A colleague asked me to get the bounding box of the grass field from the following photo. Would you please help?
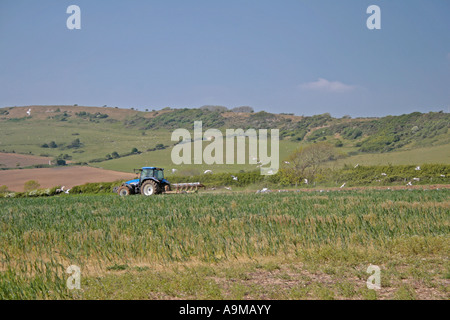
[1,189,448,300]
[1,107,449,175]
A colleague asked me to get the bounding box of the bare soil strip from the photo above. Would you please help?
[0,166,135,191]
[0,152,52,168]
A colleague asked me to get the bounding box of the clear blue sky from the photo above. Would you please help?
[0,0,449,117]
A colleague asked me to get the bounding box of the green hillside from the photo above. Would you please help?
[0,105,448,174]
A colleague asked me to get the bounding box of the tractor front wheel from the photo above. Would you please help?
[141,180,159,196]
[118,186,131,196]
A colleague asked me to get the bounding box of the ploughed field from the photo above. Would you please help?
[0,166,135,192]
[0,189,448,300]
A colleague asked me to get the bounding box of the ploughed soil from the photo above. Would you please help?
[0,152,53,168]
[0,166,136,191]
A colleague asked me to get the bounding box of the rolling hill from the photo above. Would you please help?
[0,105,449,175]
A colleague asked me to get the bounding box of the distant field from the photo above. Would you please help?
[0,166,134,191]
[1,106,449,175]
[0,189,448,299]
[333,144,450,168]
[0,118,172,164]
[0,152,52,168]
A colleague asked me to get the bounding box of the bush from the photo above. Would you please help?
[24,180,40,191]
[48,141,58,148]
[67,138,82,149]
[111,152,120,159]
[70,181,125,194]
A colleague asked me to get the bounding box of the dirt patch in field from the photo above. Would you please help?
[0,152,53,168]
[0,166,136,191]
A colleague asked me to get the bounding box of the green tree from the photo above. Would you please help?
[283,142,335,182]
[48,141,58,148]
[68,138,82,149]
[111,151,120,159]
[24,180,40,191]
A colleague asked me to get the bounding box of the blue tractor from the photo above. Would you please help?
[117,167,171,196]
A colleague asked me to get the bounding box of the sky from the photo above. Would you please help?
[0,0,449,117]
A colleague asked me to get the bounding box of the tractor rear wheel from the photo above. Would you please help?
[141,180,159,196]
[118,186,131,196]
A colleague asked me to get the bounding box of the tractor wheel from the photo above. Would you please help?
[117,186,131,196]
[141,180,159,196]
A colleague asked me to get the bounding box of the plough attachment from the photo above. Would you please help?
[168,182,205,193]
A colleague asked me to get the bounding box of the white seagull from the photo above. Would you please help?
[204,170,212,174]
[231,175,238,181]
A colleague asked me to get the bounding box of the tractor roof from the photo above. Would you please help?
[142,167,163,170]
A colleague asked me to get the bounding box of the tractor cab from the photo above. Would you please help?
[138,167,165,183]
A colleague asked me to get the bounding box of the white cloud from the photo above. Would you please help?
[299,78,356,93]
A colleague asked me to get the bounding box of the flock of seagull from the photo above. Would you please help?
[170,162,442,192]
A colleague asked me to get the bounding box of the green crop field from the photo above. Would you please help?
[1,189,448,300]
